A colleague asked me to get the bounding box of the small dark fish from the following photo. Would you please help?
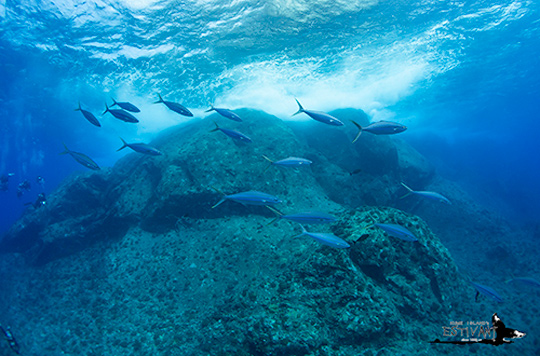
[111,98,140,112]
[154,94,193,117]
[400,182,451,204]
[351,120,407,143]
[505,277,540,288]
[210,122,252,143]
[206,105,242,122]
[295,224,350,249]
[349,168,362,175]
[293,99,344,126]
[267,206,336,225]
[262,155,312,172]
[60,143,100,170]
[471,282,503,303]
[212,187,281,208]
[103,104,139,123]
[117,138,162,156]
[75,102,101,127]
[374,223,418,242]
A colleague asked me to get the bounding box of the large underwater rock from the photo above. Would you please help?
[289,109,435,208]
[0,109,531,355]
[0,109,435,265]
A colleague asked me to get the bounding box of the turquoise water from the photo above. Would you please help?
[0,1,539,355]
[1,1,539,230]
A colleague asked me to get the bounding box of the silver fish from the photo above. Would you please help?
[154,94,193,117]
[262,155,312,172]
[111,98,140,113]
[117,138,162,156]
[75,102,101,127]
[295,225,350,249]
[471,282,503,303]
[60,143,100,170]
[103,104,139,123]
[210,122,252,143]
[351,120,406,143]
[374,223,418,242]
[206,105,242,122]
[505,277,540,288]
[293,99,344,126]
[212,187,281,208]
[401,182,451,204]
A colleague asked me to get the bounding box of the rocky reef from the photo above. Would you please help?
[0,109,535,355]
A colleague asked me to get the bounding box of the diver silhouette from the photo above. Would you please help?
[16,180,31,198]
[24,193,47,209]
[0,325,21,355]
[430,313,526,346]
[0,173,14,192]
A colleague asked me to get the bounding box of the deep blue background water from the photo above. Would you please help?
[1,0,539,234]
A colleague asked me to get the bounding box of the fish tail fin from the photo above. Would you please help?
[205,103,215,113]
[266,205,283,217]
[262,155,274,173]
[293,98,304,116]
[210,186,227,208]
[59,142,70,155]
[154,93,164,104]
[265,205,284,226]
[504,274,515,284]
[209,121,220,132]
[211,198,226,209]
[102,104,109,115]
[111,97,117,107]
[211,185,226,196]
[266,218,279,226]
[292,224,308,239]
[351,120,363,143]
[399,182,414,199]
[117,138,128,151]
[75,101,81,111]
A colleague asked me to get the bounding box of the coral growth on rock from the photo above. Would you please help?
[0,109,532,355]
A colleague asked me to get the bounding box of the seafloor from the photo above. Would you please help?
[0,109,537,356]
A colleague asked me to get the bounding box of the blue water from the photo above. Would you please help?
[1,2,540,354]
[2,1,539,232]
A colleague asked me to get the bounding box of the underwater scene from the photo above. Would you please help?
[1,1,540,355]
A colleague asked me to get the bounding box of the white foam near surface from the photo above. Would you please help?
[0,0,6,18]
[214,53,430,121]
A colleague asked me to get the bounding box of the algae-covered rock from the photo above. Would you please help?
[0,110,342,264]
[289,109,435,209]
[0,205,475,356]
[0,108,531,356]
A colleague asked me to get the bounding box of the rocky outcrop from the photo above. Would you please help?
[0,109,533,355]
[0,203,473,356]
[0,109,440,265]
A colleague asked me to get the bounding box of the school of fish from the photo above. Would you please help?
[68,95,523,302]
